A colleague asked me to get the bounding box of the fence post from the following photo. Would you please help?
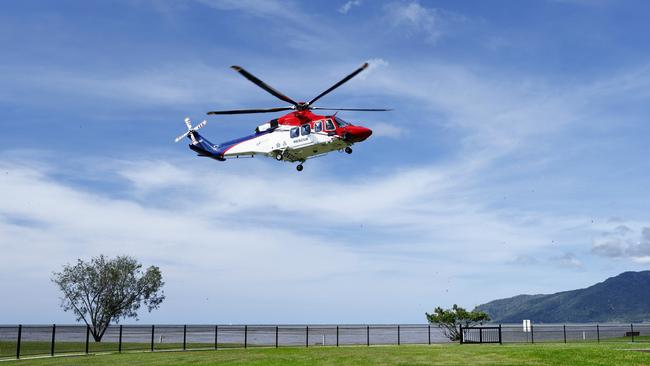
[499,324,502,345]
[530,323,534,344]
[336,326,339,347]
[118,325,123,353]
[397,325,401,346]
[479,328,483,343]
[244,325,248,348]
[428,324,431,345]
[150,325,155,352]
[597,324,600,343]
[306,326,309,348]
[182,325,187,350]
[215,325,218,350]
[275,326,278,348]
[563,325,566,343]
[16,324,22,360]
[459,324,463,344]
[51,324,56,356]
[85,325,90,354]
[631,324,635,342]
[367,325,370,346]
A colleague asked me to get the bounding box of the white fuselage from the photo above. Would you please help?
[221,124,348,162]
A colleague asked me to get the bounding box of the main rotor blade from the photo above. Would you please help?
[307,62,369,106]
[231,66,299,106]
[310,107,392,112]
[207,107,293,115]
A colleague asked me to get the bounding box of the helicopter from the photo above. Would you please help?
[175,62,390,171]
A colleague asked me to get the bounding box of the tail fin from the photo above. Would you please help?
[175,117,207,144]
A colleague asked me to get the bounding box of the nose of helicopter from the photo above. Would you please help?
[346,125,373,141]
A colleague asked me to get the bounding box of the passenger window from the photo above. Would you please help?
[290,127,299,138]
[314,121,322,133]
[301,124,311,136]
[325,119,335,130]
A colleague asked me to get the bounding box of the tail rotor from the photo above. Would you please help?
[175,117,207,144]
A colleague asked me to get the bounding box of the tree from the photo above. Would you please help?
[426,304,490,341]
[52,255,165,342]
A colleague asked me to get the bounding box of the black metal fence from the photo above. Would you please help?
[1,323,649,360]
[0,324,443,359]
[460,325,502,344]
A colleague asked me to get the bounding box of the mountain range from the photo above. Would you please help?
[475,271,650,323]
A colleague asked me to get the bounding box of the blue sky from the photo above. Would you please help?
[1,0,650,324]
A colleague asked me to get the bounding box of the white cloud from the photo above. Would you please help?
[592,225,650,262]
[384,1,443,43]
[509,254,539,266]
[196,0,298,21]
[339,0,362,14]
[0,151,602,322]
[550,252,583,269]
[365,122,405,138]
[357,58,389,81]
[0,62,251,109]
[0,159,374,322]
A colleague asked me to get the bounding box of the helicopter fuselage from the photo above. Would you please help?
[187,111,372,164]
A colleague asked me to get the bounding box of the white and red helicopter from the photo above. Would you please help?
[175,62,390,171]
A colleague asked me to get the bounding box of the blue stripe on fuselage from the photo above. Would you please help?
[213,130,272,155]
[188,129,273,158]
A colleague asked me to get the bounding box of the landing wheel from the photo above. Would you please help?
[296,164,304,172]
[345,146,353,154]
[275,153,283,161]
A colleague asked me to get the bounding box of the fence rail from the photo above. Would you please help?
[1,323,649,360]
[460,325,502,344]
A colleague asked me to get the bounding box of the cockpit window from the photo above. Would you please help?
[335,116,351,127]
[290,127,299,138]
[300,124,311,136]
[325,119,335,130]
[314,121,322,133]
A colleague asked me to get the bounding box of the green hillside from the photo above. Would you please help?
[476,271,650,323]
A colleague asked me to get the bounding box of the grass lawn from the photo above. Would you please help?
[0,341,244,359]
[1,343,649,366]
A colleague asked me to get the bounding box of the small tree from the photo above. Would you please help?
[426,304,490,341]
[52,255,165,342]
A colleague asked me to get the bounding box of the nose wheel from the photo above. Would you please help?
[345,146,353,154]
[296,164,304,172]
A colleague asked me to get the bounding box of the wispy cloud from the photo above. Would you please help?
[383,1,445,44]
[550,252,583,269]
[0,63,260,110]
[365,122,405,138]
[592,225,650,263]
[339,0,362,14]
[196,0,299,21]
[0,151,602,322]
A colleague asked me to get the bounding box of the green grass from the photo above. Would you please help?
[0,341,245,359]
[606,335,650,342]
[2,343,650,365]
